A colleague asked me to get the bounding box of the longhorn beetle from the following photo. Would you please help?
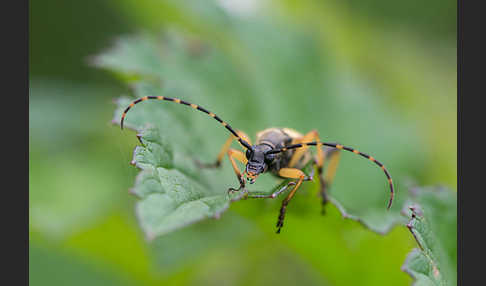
[121,96,394,233]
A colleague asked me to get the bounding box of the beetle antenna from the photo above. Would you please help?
[266,141,394,209]
[120,96,252,150]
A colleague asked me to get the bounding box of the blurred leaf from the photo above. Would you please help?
[63,213,156,284]
[29,151,125,238]
[30,242,141,286]
[402,186,457,285]
[29,0,133,82]
[29,80,138,239]
[178,235,330,286]
[149,211,260,275]
[29,79,124,148]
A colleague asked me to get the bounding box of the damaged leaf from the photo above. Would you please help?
[402,186,457,285]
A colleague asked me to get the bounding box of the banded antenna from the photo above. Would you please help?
[266,141,395,209]
[120,96,253,150]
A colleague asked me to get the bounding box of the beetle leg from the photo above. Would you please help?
[247,167,314,199]
[226,148,248,195]
[287,130,341,212]
[195,130,252,168]
[288,130,323,168]
[246,182,297,199]
[317,148,341,214]
[275,168,307,234]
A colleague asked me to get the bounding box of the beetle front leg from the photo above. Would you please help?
[226,148,248,198]
[195,130,252,169]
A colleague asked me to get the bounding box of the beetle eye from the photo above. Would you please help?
[246,149,252,159]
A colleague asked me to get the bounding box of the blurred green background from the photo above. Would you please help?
[29,0,456,286]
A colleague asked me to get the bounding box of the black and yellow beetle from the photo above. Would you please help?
[121,96,394,233]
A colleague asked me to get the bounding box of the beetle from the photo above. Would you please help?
[121,96,394,233]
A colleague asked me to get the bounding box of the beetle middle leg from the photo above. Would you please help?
[287,130,332,210]
[246,182,296,199]
[274,167,308,233]
[246,167,314,199]
[288,130,323,168]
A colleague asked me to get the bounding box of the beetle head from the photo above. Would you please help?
[244,144,274,184]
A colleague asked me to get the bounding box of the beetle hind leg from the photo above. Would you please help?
[316,148,341,214]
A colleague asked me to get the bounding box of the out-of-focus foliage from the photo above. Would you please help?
[30,0,456,286]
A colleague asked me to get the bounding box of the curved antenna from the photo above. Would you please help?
[120,96,252,150]
[266,141,395,209]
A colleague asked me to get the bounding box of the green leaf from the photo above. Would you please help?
[128,125,234,239]
[101,30,415,238]
[402,186,457,285]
